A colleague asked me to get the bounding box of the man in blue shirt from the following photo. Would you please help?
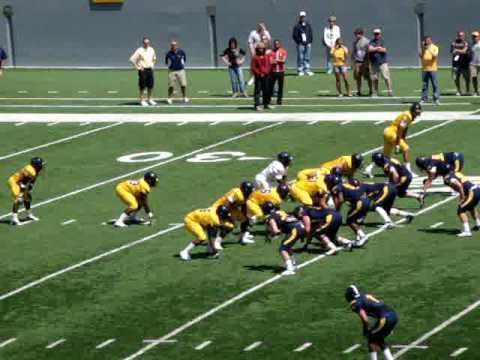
[165,41,188,104]
[368,29,393,97]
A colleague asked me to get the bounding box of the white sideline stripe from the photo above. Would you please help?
[243,341,262,351]
[15,122,26,126]
[374,120,386,125]
[318,90,330,93]
[209,121,221,126]
[343,344,361,353]
[198,90,209,94]
[123,195,458,359]
[288,90,299,94]
[46,338,66,349]
[340,120,352,125]
[394,298,480,358]
[61,219,76,226]
[47,122,59,126]
[0,122,283,221]
[0,224,184,301]
[80,122,91,126]
[18,90,28,94]
[47,91,58,94]
[430,222,444,229]
[450,347,468,357]
[195,340,212,350]
[144,121,157,126]
[293,342,312,352]
[96,339,116,349]
[142,339,177,344]
[308,120,319,125]
[78,91,89,94]
[0,122,122,161]
[107,90,118,94]
[391,345,428,349]
[0,338,16,348]
[177,121,189,126]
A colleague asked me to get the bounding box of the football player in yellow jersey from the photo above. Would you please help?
[210,181,255,247]
[296,167,330,181]
[290,176,329,208]
[113,171,159,228]
[246,183,290,225]
[180,205,234,261]
[320,153,364,178]
[8,157,45,225]
[364,103,422,178]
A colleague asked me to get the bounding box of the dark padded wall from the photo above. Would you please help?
[0,0,478,67]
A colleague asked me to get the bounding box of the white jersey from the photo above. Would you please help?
[323,25,341,48]
[255,160,287,190]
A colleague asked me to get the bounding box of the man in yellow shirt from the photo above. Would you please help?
[8,157,45,225]
[180,205,234,261]
[290,177,329,208]
[331,38,352,97]
[320,153,363,178]
[114,171,159,227]
[420,36,440,105]
[364,103,422,178]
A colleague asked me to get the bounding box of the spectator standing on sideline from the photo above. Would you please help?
[352,28,372,96]
[450,31,470,96]
[251,42,272,111]
[292,11,314,76]
[0,46,7,76]
[331,38,351,97]
[247,23,272,86]
[368,29,393,97]
[271,40,288,105]
[470,31,480,96]
[323,16,341,74]
[221,37,247,98]
[129,37,157,107]
[165,40,189,104]
[420,36,440,105]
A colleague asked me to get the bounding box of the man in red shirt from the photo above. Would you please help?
[251,42,273,111]
[271,40,288,105]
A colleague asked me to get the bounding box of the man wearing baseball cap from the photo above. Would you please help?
[292,11,314,76]
[323,16,341,74]
[471,31,480,96]
[368,28,393,97]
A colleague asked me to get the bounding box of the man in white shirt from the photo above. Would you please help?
[255,152,292,190]
[323,16,341,74]
[471,31,480,96]
[247,23,271,86]
[130,37,157,107]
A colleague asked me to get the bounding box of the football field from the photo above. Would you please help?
[0,69,480,360]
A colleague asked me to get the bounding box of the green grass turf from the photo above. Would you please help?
[0,69,479,113]
[0,118,480,359]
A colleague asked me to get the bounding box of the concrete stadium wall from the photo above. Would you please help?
[0,0,479,67]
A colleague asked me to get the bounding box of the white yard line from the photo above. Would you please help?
[209,121,221,126]
[47,91,59,94]
[107,91,119,94]
[96,339,116,349]
[78,91,89,94]
[47,122,59,126]
[450,347,468,357]
[391,345,428,349]
[197,90,209,94]
[243,341,262,351]
[340,120,352,125]
[0,122,122,161]
[394,298,480,358]
[0,338,16,348]
[80,122,91,126]
[308,120,319,125]
[374,120,386,125]
[343,344,361,353]
[17,90,28,94]
[0,224,184,301]
[144,121,157,126]
[61,219,77,226]
[293,342,312,352]
[176,121,189,126]
[14,122,26,126]
[0,122,283,221]
[46,338,66,349]
[123,195,458,359]
[288,90,299,94]
[195,340,212,350]
[430,222,444,229]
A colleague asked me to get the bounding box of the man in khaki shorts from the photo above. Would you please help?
[352,28,372,96]
[165,41,189,104]
[471,31,480,96]
[368,29,393,97]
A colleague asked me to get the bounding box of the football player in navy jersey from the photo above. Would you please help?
[416,152,464,192]
[345,285,397,360]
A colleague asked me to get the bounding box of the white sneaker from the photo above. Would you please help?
[166,98,173,105]
[282,269,296,276]
[306,71,314,76]
[183,97,190,103]
[298,72,305,77]
[114,220,128,228]
[180,250,191,261]
[10,217,21,226]
[247,78,255,86]
[141,100,149,107]
[148,99,157,106]
[456,92,461,96]
[26,214,40,221]
[457,231,472,237]
[241,237,255,244]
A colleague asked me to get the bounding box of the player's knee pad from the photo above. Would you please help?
[279,244,292,253]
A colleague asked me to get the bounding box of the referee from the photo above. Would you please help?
[130,37,157,106]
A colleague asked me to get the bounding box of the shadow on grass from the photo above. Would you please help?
[418,228,459,235]
[243,264,284,274]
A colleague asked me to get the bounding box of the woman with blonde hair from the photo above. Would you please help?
[331,38,352,97]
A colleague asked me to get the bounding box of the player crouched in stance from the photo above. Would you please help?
[114,171,159,227]
[320,153,364,178]
[8,157,45,225]
[444,172,480,237]
[210,181,254,248]
[416,152,464,192]
[293,205,352,254]
[262,201,305,276]
[345,285,397,360]
[371,152,424,206]
[254,151,292,190]
[180,205,234,261]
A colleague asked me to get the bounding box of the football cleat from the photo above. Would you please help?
[457,231,472,238]
[405,214,415,224]
[473,225,480,231]
[114,221,128,228]
[26,214,40,222]
[213,236,224,251]
[180,250,191,261]
[10,218,21,226]
[282,269,296,276]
